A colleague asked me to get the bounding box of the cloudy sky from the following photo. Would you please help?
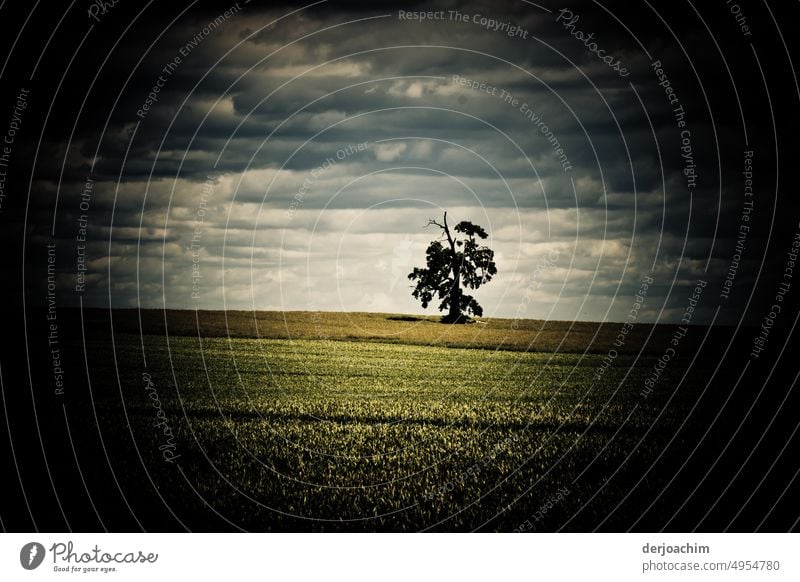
[9,0,796,323]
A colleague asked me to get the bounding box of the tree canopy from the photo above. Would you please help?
[408,212,497,323]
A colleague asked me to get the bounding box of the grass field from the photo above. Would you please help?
[91,308,727,353]
[72,309,720,531]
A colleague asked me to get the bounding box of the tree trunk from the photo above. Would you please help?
[433,212,467,323]
[448,264,462,323]
[441,212,464,323]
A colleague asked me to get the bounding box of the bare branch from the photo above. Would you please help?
[425,219,446,229]
[441,212,455,252]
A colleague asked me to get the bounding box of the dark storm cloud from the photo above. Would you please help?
[8,0,795,322]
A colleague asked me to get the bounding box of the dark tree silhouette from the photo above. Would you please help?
[408,212,497,323]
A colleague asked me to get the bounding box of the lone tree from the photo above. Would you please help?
[408,212,497,323]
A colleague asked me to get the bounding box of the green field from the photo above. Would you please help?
[82,310,713,531]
